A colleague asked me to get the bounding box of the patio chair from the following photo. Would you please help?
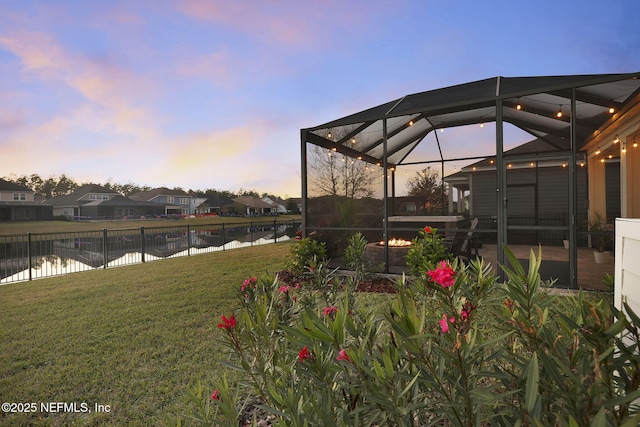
[444,217,480,262]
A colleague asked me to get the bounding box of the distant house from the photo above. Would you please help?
[0,179,53,221]
[130,187,193,216]
[261,197,288,214]
[47,184,158,219]
[233,196,276,215]
[194,194,237,215]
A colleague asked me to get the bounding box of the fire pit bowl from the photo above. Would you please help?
[366,238,413,267]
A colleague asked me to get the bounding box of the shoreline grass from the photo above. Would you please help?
[0,243,293,426]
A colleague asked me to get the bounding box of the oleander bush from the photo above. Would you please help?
[406,225,454,275]
[286,236,328,276]
[177,240,640,426]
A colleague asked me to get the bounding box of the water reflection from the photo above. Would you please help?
[0,235,293,284]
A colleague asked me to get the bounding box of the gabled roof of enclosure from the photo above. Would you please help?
[302,72,640,167]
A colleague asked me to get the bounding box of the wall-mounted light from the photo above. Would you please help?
[408,120,413,126]
[327,132,332,138]
[613,135,621,144]
[595,147,601,155]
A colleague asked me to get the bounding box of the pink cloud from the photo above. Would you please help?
[173,0,382,47]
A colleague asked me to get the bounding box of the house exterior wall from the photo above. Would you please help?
[470,165,588,218]
[0,190,35,202]
[623,135,640,217]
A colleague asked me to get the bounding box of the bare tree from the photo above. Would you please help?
[406,167,448,210]
[308,144,380,199]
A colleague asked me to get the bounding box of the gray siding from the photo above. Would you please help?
[470,165,588,219]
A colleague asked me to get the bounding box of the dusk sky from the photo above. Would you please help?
[2,0,639,198]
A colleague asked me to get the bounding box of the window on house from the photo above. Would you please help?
[89,194,109,200]
[13,193,26,201]
[167,196,174,203]
[179,198,189,204]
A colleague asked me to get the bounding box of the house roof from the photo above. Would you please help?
[46,184,120,206]
[0,178,32,192]
[198,194,235,209]
[302,72,640,167]
[233,196,274,209]
[130,187,189,201]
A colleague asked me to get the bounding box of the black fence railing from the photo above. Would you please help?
[0,220,301,284]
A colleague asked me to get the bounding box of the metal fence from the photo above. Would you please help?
[0,219,301,284]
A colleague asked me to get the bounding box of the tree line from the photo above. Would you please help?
[2,173,283,201]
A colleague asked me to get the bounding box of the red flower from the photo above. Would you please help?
[336,348,351,362]
[427,260,456,288]
[241,277,257,291]
[323,306,338,317]
[277,285,290,293]
[217,314,237,329]
[439,314,455,333]
[424,226,432,233]
[211,390,221,400]
[461,301,475,320]
[298,346,312,362]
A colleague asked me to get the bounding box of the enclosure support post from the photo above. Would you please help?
[569,89,578,289]
[300,130,308,238]
[383,117,389,273]
[496,97,506,276]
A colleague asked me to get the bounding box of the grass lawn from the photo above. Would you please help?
[0,215,301,235]
[0,243,295,426]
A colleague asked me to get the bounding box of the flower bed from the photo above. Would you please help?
[180,229,640,426]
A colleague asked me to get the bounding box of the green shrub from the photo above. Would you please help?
[343,232,373,280]
[405,225,453,275]
[286,237,327,276]
[178,235,640,426]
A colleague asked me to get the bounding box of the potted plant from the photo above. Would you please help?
[589,212,612,263]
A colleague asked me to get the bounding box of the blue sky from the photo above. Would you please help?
[1,0,639,198]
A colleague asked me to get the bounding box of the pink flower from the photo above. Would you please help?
[217,315,237,329]
[439,314,455,333]
[241,277,257,291]
[277,285,290,293]
[336,348,351,362]
[424,226,432,233]
[211,390,220,400]
[427,260,456,288]
[298,346,312,362]
[323,306,338,317]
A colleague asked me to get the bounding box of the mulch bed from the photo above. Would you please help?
[276,270,399,294]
